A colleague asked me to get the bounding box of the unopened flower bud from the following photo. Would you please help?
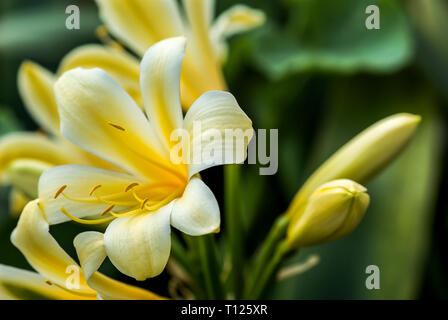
[288,113,420,217]
[287,179,370,249]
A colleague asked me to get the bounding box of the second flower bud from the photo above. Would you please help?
[287,179,370,249]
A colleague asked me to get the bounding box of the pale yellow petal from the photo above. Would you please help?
[211,4,266,63]
[6,159,52,198]
[73,232,107,280]
[95,0,183,56]
[0,132,76,180]
[8,188,30,218]
[181,0,226,108]
[104,203,173,280]
[55,67,177,181]
[0,264,87,300]
[18,61,59,135]
[10,200,97,297]
[171,177,220,235]
[74,232,163,300]
[182,91,253,177]
[39,164,143,225]
[140,37,185,150]
[58,44,142,107]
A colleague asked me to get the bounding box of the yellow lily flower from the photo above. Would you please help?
[8,200,163,300]
[18,37,252,281]
[93,0,265,108]
[0,1,263,213]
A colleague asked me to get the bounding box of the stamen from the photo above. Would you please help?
[132,190,144,202]
[54,185,67,199]
[125,182,139,192]
[89,184,102,196]
[96,25,124,51]
[44,278,97,298]
[94,193,136,206]
[144,187,185,212]
[100,204,115,216]
[60,207,116,225]
[111,207,142,218]
[141,198,149,209]
[108,122,125,131]
[96,25,108,40]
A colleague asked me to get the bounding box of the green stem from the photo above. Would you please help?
[248,241,292,299]
[197,235,224,299]
[243,214,289,298]
[224,164,244,298]
[171,233,191,273]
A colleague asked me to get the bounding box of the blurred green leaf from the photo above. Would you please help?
[254,0,413,79]
[407,0,448,102]
[0,3,101,56]
[272,74,443,299]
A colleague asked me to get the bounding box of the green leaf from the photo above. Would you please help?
[0,3,101,56]
[272,75,443,299]
[407,0,448,102]
[253,0,413,79]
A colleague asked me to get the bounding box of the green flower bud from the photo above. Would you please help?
[5,159,51,199]
[287,179,370,249]
[287,113,420,217]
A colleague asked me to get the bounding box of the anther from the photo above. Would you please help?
[45,279,53,286]
[89,184,102,196]
[108,122,125,131]
[101,204,115,216]
[54,185,67,199]
[96,26,108,39]
[141,198,149,209]
[125,182,139,192]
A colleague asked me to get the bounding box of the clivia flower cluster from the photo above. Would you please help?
[0,0,420,300]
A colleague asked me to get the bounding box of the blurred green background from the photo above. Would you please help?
[1,0,447,299]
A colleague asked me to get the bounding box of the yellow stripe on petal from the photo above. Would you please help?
[54,67,181,181]
[18,61,59,135]
[10,200,97,297]
[140,37,185,150]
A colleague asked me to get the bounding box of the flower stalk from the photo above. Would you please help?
[224,164,245,298]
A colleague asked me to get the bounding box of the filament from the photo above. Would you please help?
[144,187,184,212]
[60,207,116,225]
